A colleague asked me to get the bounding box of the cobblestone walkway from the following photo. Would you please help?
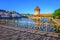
[0,26,60,40]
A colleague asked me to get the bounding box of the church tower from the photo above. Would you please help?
[34,6,40,15]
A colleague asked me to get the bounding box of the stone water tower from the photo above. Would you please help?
[34,6,40,15]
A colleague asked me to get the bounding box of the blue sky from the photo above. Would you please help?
[0,0,60,14]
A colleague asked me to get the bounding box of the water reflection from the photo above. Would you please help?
[32,18,40,30]
[0,17,54,32]
[30,17,54,32]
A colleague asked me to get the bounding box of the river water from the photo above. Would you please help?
[10,18,54,32]
[0,17,54,32]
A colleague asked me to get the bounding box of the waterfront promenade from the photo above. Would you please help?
[0,25,60,40]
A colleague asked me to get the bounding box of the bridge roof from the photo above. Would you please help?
[34,14,53,17]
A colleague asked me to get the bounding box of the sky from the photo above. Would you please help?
[0,0,60,14]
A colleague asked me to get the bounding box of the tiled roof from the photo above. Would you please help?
[34,14,52,17]
[35,6,40,11]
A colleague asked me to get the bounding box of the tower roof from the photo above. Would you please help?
[35,6,40,11]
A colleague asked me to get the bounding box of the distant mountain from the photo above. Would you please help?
[0,9,21,18]
[0,9,6,12]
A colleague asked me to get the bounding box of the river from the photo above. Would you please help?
[0,17,55,32]
[13,18,54,32]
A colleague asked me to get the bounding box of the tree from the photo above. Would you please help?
[53,8,60,19]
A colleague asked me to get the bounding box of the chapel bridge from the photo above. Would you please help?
[28,6,52,18]
[28,6,60,29]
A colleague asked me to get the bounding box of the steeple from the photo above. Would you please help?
[35,6,40,11]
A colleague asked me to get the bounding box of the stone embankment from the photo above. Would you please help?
[0,25,60,40]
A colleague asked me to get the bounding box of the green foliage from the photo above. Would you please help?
[53,8,60,16]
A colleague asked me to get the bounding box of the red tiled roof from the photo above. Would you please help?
[34,14,52,17]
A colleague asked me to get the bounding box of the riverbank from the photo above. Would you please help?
[0,25,60,40]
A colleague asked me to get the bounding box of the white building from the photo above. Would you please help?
[0,10,21,18]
